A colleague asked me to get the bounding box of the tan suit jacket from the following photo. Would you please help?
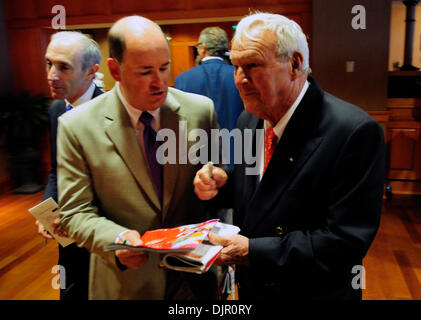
[57,87,217,299]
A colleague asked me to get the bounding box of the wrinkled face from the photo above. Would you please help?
[45,41,90,102]
[111,33,170,111]
[230,29,293,121]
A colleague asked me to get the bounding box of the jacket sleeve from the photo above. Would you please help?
[42,104,59,202]
[57,116,128,267]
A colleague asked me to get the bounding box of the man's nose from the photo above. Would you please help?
[48,65,60,81]
[235,67,250,86]
[150,70,164,88]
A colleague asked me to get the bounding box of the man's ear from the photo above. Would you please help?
[107,58,121,81]
[86,64,100,80]
[291,51,304,79]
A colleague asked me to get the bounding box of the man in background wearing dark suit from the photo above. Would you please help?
[36,31,103,300]
[175,27,244,167]
[194,12,385,300]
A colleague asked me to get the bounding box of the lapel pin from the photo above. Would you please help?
[289,157,294,162]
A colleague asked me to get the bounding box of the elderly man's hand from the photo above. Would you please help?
[115,230,148,269]
[193,163,228,200]
[208,233,249,266]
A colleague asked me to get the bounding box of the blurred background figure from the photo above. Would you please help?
[175,27,244,168]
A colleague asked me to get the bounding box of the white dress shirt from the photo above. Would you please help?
[201,56,224,62]
[114,82,161,242]
[65,82,96,108]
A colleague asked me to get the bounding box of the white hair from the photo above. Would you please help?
[233,12,311,75]
[50,31,101,71]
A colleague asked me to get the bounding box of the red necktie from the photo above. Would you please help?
[264,127,276,174]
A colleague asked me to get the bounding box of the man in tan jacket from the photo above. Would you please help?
[57,16,218,299]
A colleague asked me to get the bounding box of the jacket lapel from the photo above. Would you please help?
[57,100,67,117]
[242,77,324,234]
[241,115,262,202]
[104,88,162,212]
[92,85,104,99]
[160,91,181,221]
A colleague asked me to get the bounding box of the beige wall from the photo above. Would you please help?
[389,1,421,70]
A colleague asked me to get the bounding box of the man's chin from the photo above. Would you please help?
[244,103,260,117]
[149,94,168,109]
[50,91,66,100]
[145,103,164,111]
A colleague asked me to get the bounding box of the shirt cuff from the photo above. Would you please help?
[115,230,130,243]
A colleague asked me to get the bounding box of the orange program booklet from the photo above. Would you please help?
[104,219,219,253]
[104,219,240,274]
[160,221,240,274]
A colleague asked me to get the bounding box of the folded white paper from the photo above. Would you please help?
[28,197,75,247]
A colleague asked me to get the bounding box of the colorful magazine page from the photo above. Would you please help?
[104,219,219,253]
[140,219,219,250]
[160,222,241,274]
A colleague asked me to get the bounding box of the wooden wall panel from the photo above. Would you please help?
[385,98,421,194]
[387,123,421,181]
[7,27,50,96]
[4,0,37,21]
[387,98,421,185]
[110,0,187,14]
[35,0,111,18]
[4,0,311,28]
[170,45,194,82]
[312,0,390,110]
[389,129,418,170]
[5,26,53,188]
[191,0,307,10]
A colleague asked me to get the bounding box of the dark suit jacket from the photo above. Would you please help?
[216,77,385,300]
[43,85,104,202]
[42,85,103,300]
[175,59,244,132]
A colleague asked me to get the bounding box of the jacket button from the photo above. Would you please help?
[275,226,283,236]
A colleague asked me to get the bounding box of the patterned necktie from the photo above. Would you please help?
[139,112,162,202]
[264,127,277,174]
[66,104,73,111]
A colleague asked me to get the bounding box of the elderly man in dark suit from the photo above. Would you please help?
[36,31,103,300]
[194,12,385,300]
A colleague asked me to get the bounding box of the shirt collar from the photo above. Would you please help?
[115,82,160,130]
[65,82,95,108]
[265,80,310,139]
[201,56,224,62]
